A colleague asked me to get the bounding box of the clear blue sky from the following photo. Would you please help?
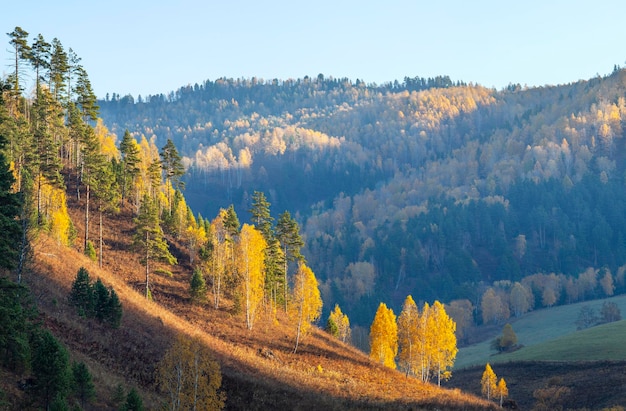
[4,0,626,99]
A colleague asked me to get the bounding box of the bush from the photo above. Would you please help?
[84,240,96,261]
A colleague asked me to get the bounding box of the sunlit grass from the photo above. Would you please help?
[456,295,626,368]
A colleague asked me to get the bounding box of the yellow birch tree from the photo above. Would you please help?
[481,363,497,400]
[290,262,323,353]
[496,377,508,407]
[430,300,458,386]
[369,302,398,369]
[238,224,266,330]
[157,335,225,411]
[328,304,351,343]
[397,295,419,376]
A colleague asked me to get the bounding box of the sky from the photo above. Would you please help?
[3,0,626,99]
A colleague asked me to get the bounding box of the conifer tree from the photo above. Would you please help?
[159,139,185,214]
[68,267,93,316]
[123,387,144,411]
[0,117,22,271]
[118,130,141,204]
[7,27,31,102]
[275,210,304,312]
[31,329,71,410]
[106,288,123,328]
[190,267,207,303]
[481,363,497,400]
[30,34,51,98]
[71,361,95,409]
[290,262,322,353]
[369,302,398,369]
[133,194,177,299]
[48,38,68,102]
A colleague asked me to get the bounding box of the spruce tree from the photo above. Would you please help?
[71,361,95,409]
[106,288,123,328]
[31,330,71,410]
[68,267,93,317]
[190,267,207,303]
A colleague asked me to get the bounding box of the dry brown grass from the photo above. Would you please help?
[20,196,497,410]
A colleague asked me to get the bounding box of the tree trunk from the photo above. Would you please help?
[84,183,90,251]
[99,207,103,268]
[146,231,150,298]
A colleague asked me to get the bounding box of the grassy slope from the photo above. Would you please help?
[455,294,626,368]
[12,191,497,411]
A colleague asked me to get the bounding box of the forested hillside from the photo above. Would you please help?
[0,26,499,410]
[99,69,626,330]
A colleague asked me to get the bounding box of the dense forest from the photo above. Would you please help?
[98,67,626,328]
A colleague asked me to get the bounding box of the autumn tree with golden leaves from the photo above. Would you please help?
[481,363,497,400]
[157,335,225,411]
[370,302,397,369]
[328,304,351,343]
[238,223,266,330]
[290,262,322,353]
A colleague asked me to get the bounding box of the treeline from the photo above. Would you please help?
[95,58,626,332]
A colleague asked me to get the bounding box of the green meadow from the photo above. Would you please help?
[455,294,626,369]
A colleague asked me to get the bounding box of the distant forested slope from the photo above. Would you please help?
[99,70,626,325]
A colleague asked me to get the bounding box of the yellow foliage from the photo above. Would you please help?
[238,224,266,330]
[291,262,323,353]
[329,304,351,343]
[157,335,225,410]
[39,177,72,246]
[94,119,119,161]
[481,363,497,400]
[369,302,397,369]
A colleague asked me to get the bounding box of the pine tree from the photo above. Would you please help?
[159,139,185,214]
[30,34,51,98]
[481,363,497,400]
[275,210,304,312]
[73,66,99,121]
[31,329,71,410]
[133,194,177,298]
[92,278,110,321]
[290,262,322,353]
[0,118,22,271]
[48,38,68,102]
[71,361,95,409]
[6,27,31,102]
[0,277,36,372]
[369,302,398,369]
[190,267,207,303]
[106,288,122,328]
[68,267,93,317]
[119,130,141,204]
[123,387,144,411]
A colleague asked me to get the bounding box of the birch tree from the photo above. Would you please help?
[291,262,322,353]
[369,302,397,369]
